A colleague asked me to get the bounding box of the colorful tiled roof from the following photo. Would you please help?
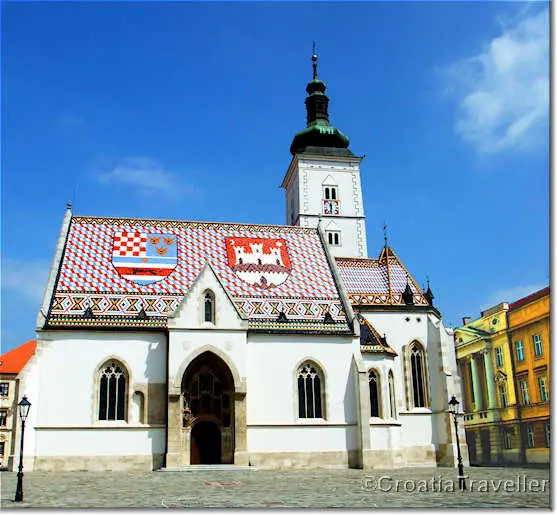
[46,216,351,333]
[358,315,397,355]
[336,246,429,307]
[0,340,37,375]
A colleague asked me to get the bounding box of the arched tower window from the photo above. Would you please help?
[98,360,128,421]
[388,370,397,418]
[368,370,381,417]
[297,362,324,419]
[203,290,215,324]
[407,342,429,408]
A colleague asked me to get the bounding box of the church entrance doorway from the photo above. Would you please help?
[190,421,222,464]
[181,351,235,464]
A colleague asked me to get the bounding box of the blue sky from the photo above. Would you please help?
[1,1,549,352]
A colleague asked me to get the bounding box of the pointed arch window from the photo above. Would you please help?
[98,361,128,421]
[406,342,429,409]
[388,370,397,418]
[203,290,215,324]
[368,370,381,417]
[297,362,324,419]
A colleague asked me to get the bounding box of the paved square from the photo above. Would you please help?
[0,466,550,508]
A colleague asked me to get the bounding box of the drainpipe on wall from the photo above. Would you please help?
[505,310,526,465]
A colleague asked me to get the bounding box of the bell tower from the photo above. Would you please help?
[281,50,368,258]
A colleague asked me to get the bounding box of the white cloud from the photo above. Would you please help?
[97,157,197,199]
[3,259,50,306]
[481,282,546,310]
[444,7,549,154]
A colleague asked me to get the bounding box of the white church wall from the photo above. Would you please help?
[35,428,165,456]
[246,333,359,426]
[33,331,166,428]
[247,425,358,453]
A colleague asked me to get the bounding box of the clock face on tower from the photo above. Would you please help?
[322,199,340,216]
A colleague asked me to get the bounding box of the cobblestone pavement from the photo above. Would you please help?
[0,466,550,508]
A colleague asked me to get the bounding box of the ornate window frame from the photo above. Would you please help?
[202,289,216,326]
[368,369,382,418]
[94,357,131,424]
[402,340,430,410]
[388,369,397,419]
[295,359,326,421]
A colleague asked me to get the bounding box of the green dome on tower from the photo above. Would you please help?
[290,51,352,157]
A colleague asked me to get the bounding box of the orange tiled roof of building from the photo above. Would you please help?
[0,340,37,374]
[509,286,550,310]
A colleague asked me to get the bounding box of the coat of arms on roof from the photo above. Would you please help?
[112,231,178,285]
[225,237,291,289]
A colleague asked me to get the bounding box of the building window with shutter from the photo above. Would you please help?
[515,341,525,361]
[533,334,543,356]
[0,383,8,397]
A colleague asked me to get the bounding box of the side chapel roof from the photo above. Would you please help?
[45,215,352,333]
[357,315,397,356]
[335,246,432,308]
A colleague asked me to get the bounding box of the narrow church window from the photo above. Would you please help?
[297,362,323,418]
[368,370,381,417]
[409,343,428,408]
[326,231,341,246]
[204,290,215,323]
[324,187,331,200]
[331,187,337,200]
[133,391,145,424]
[388,370,397,418]
[98,361,127,421]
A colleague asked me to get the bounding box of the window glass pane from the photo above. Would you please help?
[369,374,379,417]
[331,188,336,200]
[117,375,126,420]
[306,376,315,418]
[108,375,117,420]
[314,376,322,418]
[298,376,305,418]
[99,376,108,420]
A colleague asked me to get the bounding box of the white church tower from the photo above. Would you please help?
[281,51,368,258]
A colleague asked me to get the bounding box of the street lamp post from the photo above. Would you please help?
[14,396,31,503]
[448,395,466,491]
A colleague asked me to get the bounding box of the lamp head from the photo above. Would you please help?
[448,395,459,414]
[18,396,31,421]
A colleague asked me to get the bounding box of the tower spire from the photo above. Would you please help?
[289,48,351,156]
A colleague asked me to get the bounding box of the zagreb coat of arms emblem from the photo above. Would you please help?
[225,237,292,289]
[112,231,177,285]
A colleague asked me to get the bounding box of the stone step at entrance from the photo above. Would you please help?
[158,464,257,472]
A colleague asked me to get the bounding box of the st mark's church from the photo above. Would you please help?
[18,53,468,471]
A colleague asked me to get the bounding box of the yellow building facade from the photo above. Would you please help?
[507,287,550,464]
[454,287,549,465]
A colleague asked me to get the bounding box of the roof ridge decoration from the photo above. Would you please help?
[70,216,320,233]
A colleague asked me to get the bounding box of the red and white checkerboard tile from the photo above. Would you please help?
[112,231,146,257]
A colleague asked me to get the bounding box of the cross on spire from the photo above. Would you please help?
[312,42,318,80]
[383,223,388,247]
